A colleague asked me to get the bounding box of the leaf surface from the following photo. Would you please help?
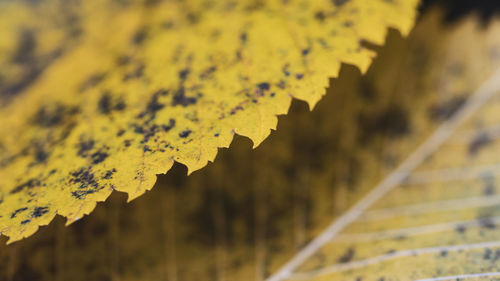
[271,13,500,281]
[0,0,418,242]
[2,8,500,281]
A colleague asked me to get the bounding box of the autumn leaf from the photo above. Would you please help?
[0,0,419,243]
[270,13,500,281]
[2,7,500,281]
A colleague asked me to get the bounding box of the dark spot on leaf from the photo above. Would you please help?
[455,224,466,233]
[77,139,94,158]
[277,80,286,89]
[32,104,79,128]
[179,69,190,80]
[162,118,176,132]
[70,168,104,199]
[138,90,167,120]
[332,0,349,6]
[282,64,291,77]
[161,20,175,29]
[493,249,500,262]
[144,0,161,6]
[337,248,355,263]
[200,66,217,79]
[484,248,492,260]
[91,151,109,165]
[256,82,271,96]
[315,11,326,21]
[123,63,145,81]
[79,72,107,93]
[34,146,49,164]
[479,217,496,229]
[32,105,62,127]
[482,176,496,196]
[186,12,200,24]
[257,82,270,91]
[97,91,126,114]
[114,100,126,111]
[12,30,36,64]
[133,123,163,143]
[1,30,62,102]
[245,1,264,11]
[428,96,466,121]
[11,207,28,218]
[132,27,148,45]
[116,55,132,66]
[21,219,31,224]
[10,179,41,194]
[468,132,492,155]
[343,21,353,27]
[102,169,117,180]
[179,130,192,138]
[98,92,112,114]
[230,105,244,115]
[70,168,98,189]
[31,206,49,218]
[133,125,145,134]
[172,88,197,106]
[240,32,247,43]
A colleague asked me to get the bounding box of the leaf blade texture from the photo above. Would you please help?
[271,14,500,281]
[3,8,500,281]
[0,0,419,242]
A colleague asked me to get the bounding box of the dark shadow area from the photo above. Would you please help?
[420,0,500,25]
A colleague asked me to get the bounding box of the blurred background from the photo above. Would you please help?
[2,1,500,281]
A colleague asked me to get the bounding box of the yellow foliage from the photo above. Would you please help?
[0,0,418,242]
[3,8,500,281]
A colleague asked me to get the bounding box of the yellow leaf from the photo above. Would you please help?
[271,12,500,281]
[3,7,500,281]
[0,0,418,242]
